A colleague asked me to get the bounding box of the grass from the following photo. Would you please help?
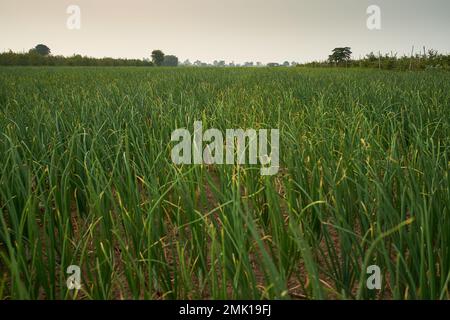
[0,66,449,300]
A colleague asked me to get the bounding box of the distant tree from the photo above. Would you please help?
[182,59,192,66]
[365,52,377,62]
[151,50,165,66]
[427,49,438,59]
[328,47,352,66]
[162,55,178,67]
[283,61,290,67]
[32,44,51,56]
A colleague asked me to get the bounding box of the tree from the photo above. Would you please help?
[32,44,51,56]
[428,49,438,59]
[328,47,352,66]
[182,59,192,66]
[162,55,178,67]
[366,52,377,62]
[213,60,226,67]
[151,50,165,66]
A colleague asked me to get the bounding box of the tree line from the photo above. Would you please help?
[0,45,181,67]
[0,45,290,68]
[300,47,450,71]
[1,44,449,70]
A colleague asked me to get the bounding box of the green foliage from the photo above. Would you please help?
[302,49,450,71]
[0,51,154,67]
[0,67,449,300]
[151,50,165,66]
[162,55,179,67]
[32,44,51,56]
[328,47,352,65]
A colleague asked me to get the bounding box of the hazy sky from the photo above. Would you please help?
[1,0,449,63]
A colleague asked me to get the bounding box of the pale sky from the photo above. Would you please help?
[0,0,449,64]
